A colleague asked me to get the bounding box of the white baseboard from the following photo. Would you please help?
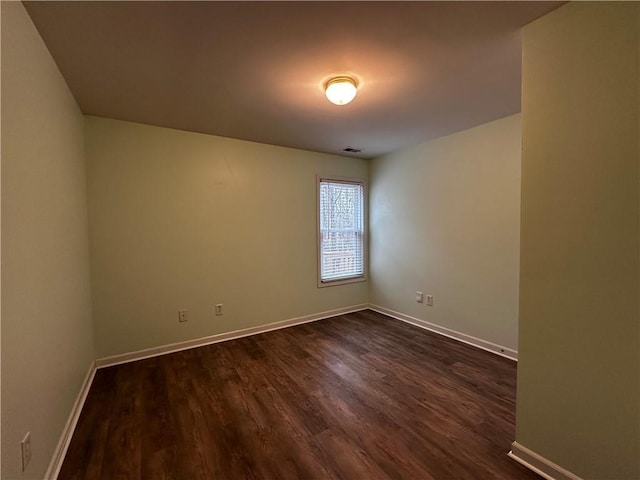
[508,441,583,480]
[45,361,97,480]
[44,305,522,478]
[96,304,369,368]
[46,305,367,477]
[368,304,518,361]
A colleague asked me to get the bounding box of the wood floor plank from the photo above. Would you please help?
[59,310,540,479]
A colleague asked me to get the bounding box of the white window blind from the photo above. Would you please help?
[319,179,365,283]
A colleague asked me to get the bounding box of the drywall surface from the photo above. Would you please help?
[1,2,94,478]
[369,114,522,350]
[517,2,639,478]
[85,117,369,358]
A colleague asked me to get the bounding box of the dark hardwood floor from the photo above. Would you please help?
[59,310,540,480]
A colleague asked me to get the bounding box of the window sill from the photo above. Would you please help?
[318,275,367,288]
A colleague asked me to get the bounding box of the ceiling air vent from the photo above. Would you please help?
[342,147,362,153]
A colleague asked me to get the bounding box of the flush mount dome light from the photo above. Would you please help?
[325,76,358,105]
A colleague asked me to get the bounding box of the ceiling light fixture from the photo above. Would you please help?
[325,76,358,106]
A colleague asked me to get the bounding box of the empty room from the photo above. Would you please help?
[2,1,639,479]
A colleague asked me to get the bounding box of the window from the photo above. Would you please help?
[318,177,366,286]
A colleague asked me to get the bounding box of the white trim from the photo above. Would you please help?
[368,304,518,361]
[508,441,583,480]
[96,304,369,368]
[45,361,97,480]
[46,306,519,478]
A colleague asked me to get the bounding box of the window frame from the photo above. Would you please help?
[316,175,368,288]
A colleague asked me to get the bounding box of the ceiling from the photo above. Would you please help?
[24,1,563,159]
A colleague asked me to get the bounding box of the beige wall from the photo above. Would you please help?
[8,2,639,478]
[369,114,522,351]
[85,116,368,358]
[1,3,94,478]
[517,3,639,479]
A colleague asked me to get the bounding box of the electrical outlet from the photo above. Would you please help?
[21,432,31,471]
[426,295,433,306]
[178,309,188,323]
[215,304,223,316]
[416,291,424,303]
